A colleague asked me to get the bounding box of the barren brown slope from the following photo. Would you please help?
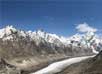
[58,51,102,74]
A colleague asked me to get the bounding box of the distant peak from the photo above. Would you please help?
[5,25,17,33]
[37,28,44,32]
[5,25,16,30]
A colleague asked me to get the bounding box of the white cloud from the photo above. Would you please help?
[76,23,97,33]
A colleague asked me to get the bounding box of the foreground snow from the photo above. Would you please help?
[31,55,95,74]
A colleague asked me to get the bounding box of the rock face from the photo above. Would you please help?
[0,58,21,74]
[59,51,102,74]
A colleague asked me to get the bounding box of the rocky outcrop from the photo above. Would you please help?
[0,58,21,74]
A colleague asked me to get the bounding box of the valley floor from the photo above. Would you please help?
[30,55,95,74]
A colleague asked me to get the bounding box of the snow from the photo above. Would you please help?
[69,33,83,42]
[0,25,102,53]
[5,25,17,35]
[0,25,17,39]
[37,30,46,38]
[3,35,13,41]
[31,55,95,74]
[91,46,99,54]
[0,28,5,38]
[19,30,26,37]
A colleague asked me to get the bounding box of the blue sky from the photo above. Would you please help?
[0,0,102,37]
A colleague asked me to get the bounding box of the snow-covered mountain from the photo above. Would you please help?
[0,25,69,46]
[0,25,102,58]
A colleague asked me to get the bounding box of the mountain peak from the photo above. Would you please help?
[5,25,17,35]
[37,28,44,32]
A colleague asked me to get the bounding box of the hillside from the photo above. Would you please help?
[59,50,102,74]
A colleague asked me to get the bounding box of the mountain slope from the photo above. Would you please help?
[0,25,97,59]
[59,50,102,74]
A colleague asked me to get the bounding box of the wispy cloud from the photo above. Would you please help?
[76,23,97,33]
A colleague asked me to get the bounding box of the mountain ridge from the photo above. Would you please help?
[0,25,101,53]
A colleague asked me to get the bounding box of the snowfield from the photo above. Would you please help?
[31,55,95,74]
